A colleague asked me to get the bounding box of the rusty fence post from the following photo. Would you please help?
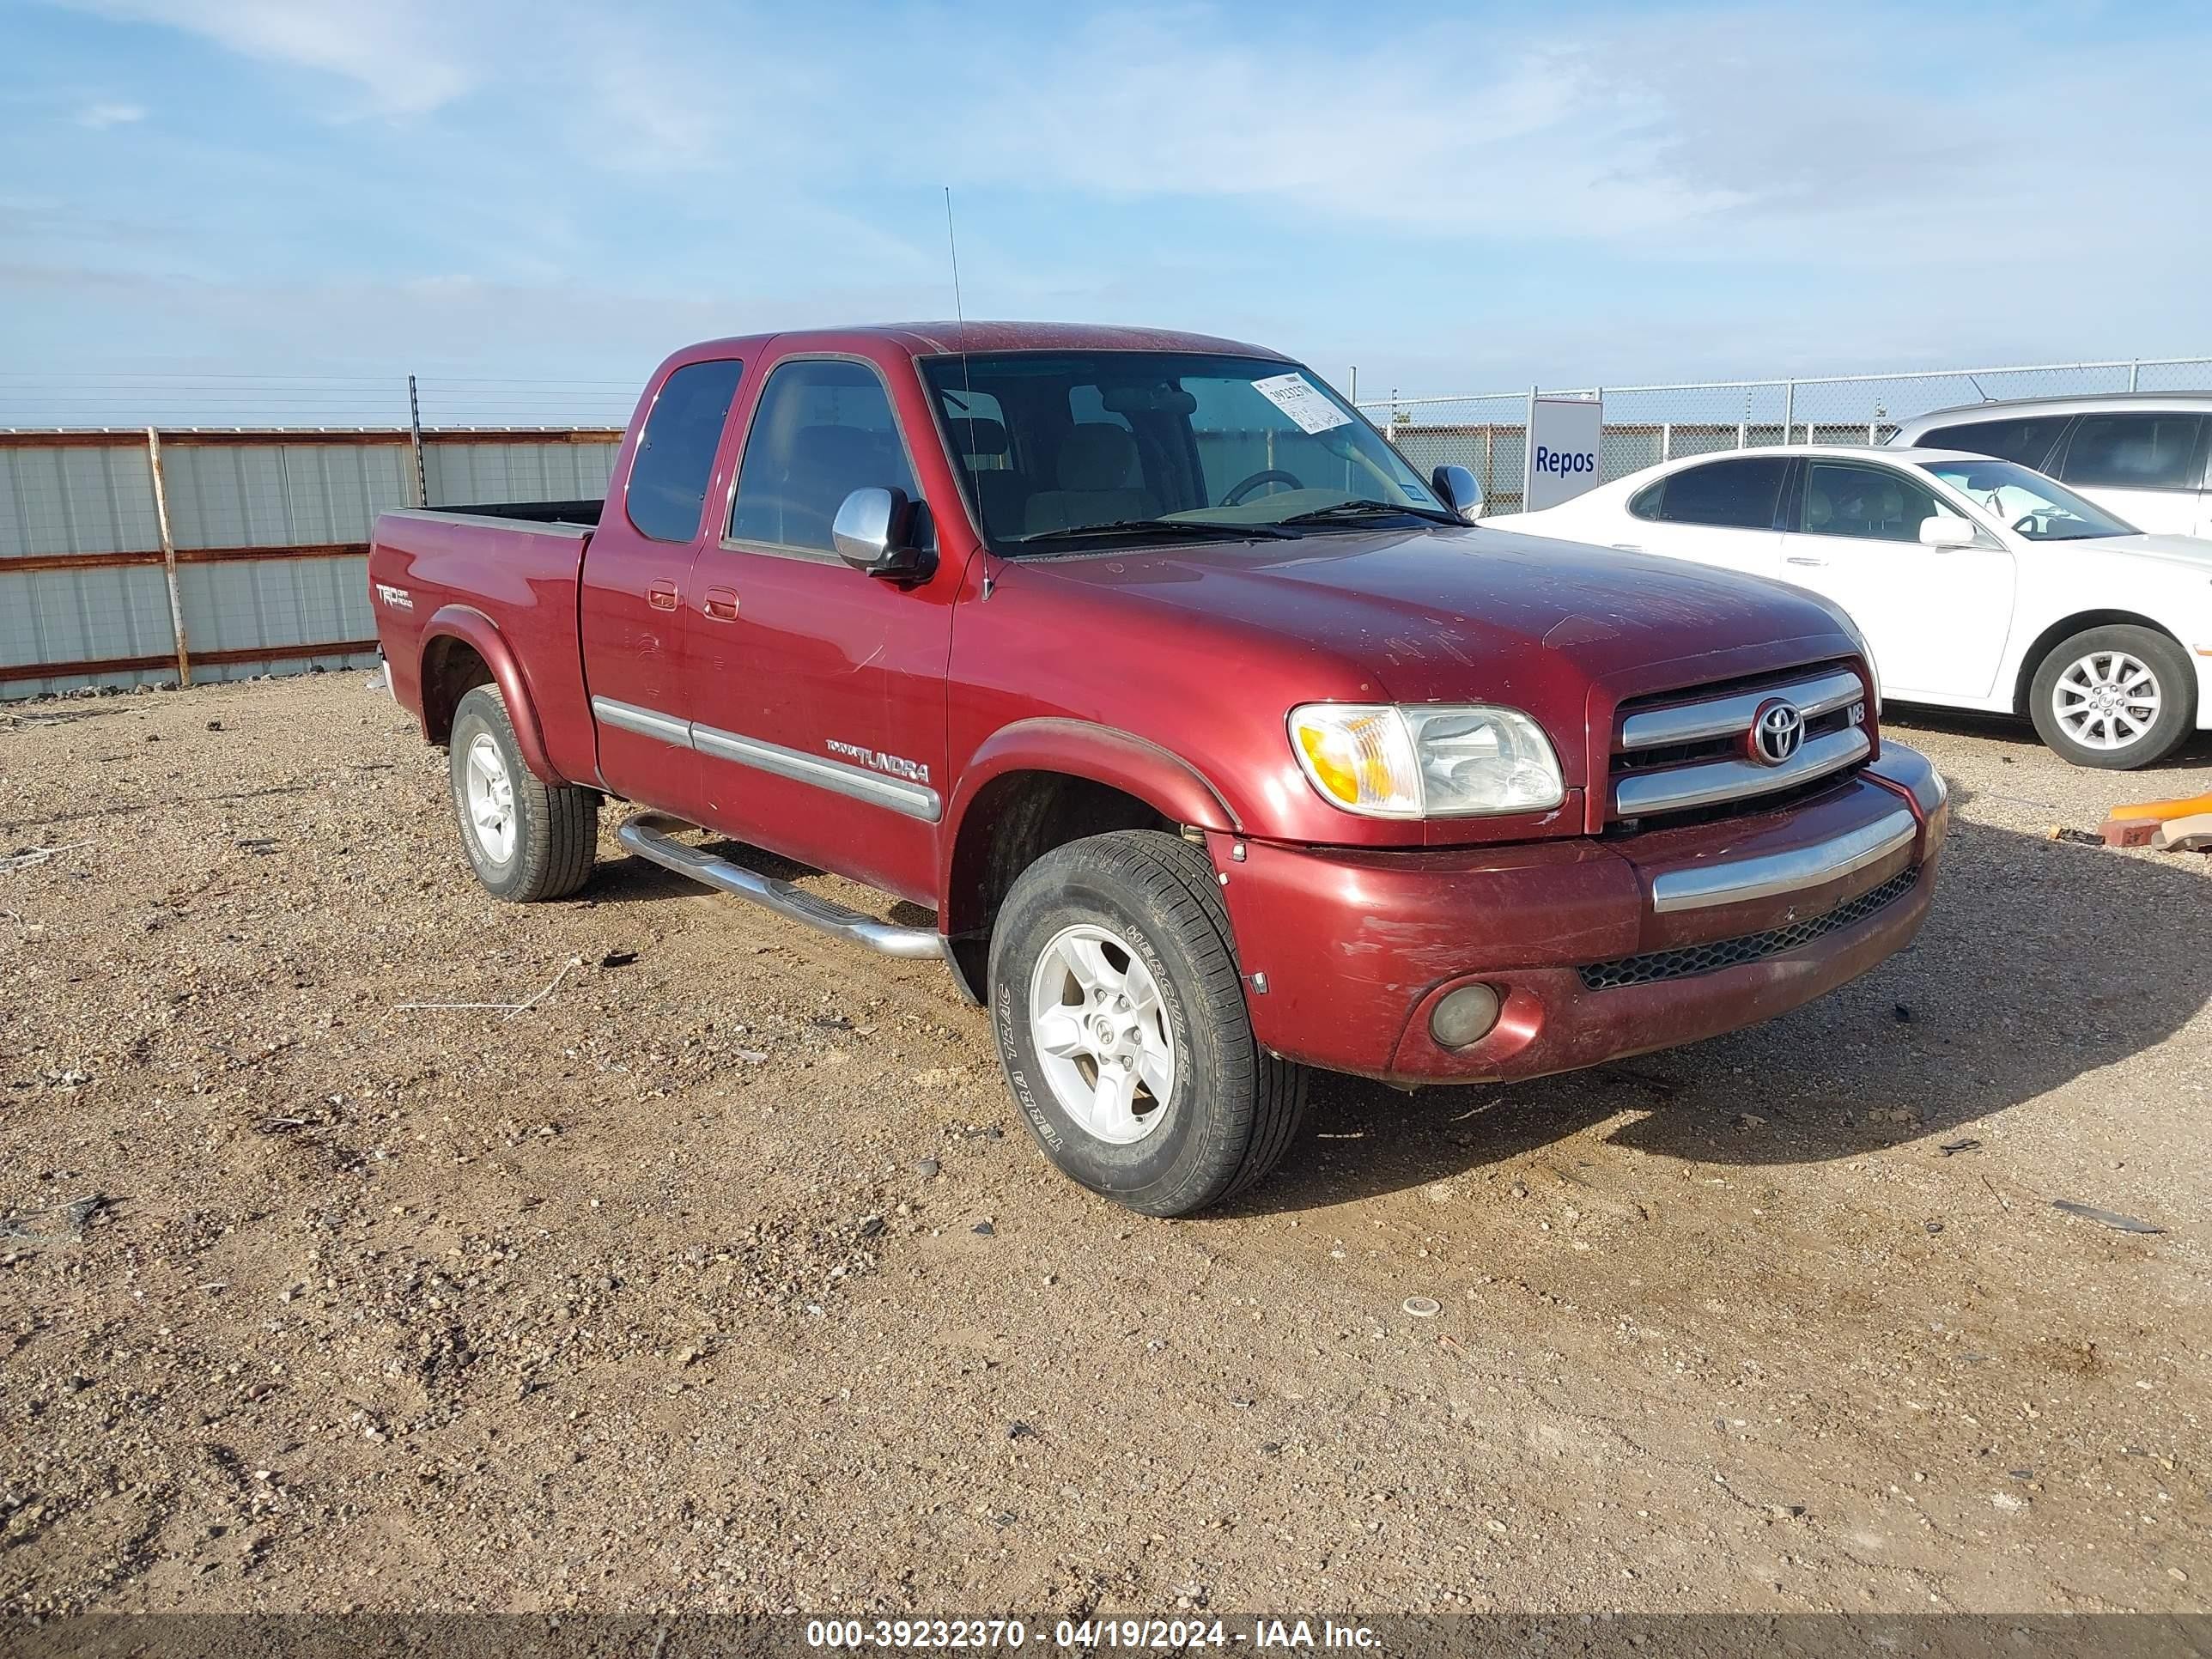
[407,374,428,507]
[145,428,191,687]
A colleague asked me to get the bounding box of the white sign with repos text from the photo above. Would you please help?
[1522,394,1604,512]
[1254,372,1354,435]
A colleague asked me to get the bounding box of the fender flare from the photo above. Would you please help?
[936,719,1244,938]
[948,717,1243,841]
[420,605,560,783]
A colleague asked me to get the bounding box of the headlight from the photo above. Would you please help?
[1289,702,1565,817]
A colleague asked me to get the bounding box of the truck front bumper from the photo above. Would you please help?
[1212,744,1948,1087]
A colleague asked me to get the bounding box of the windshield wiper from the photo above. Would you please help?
[1012,518,1300,546]
[1272,500,1461,528]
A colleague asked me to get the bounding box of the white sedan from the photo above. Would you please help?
[1488,445,2212,769]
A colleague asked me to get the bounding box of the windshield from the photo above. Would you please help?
[919,352,1444,553]
[1917,458,2137,542]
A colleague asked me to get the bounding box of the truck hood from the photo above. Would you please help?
[1019,523,1858,720]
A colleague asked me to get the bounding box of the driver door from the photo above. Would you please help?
[678,353,959,907]
[1779,459,2014,702]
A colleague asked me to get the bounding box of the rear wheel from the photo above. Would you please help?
[447,684,599,900]
[2027,625,2195,770]
[988,830,1307,1217]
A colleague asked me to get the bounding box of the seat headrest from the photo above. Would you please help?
[1806,486,1832,529]
[1058,423,1139,491]
[788,423,890,482]
[950,416,1008,459]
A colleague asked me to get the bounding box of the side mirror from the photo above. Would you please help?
[1431,465,1483,524]
[832,487,936,580]
[1918,515,1978,550]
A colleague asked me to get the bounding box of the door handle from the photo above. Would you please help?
[647,580,680,612]
[1611,543,1643,553]
[702,586,740,621]
[1785,556,1827,567]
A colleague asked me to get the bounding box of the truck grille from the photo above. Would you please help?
[1578,864,1919,991]
[1609,662,1869,824]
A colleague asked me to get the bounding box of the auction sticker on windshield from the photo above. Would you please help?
[1253,372,1353,434]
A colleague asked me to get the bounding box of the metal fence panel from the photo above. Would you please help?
[424,438,620,506]
[0,441,159,559]
[174,556,378,685]
[158,440,414,549]
[0,563,177,696]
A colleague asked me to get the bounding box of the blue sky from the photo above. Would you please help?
[3,0,2209,417]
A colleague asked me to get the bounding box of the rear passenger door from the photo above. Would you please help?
[580,356,744,814]
[1613,456,1789,578]
[678,353,960,906]
[2051,412,2209,535]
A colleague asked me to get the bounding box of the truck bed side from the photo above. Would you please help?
[368,507,601,787]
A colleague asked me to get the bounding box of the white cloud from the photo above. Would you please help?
[74,100,145,127]
[51,0,476,114]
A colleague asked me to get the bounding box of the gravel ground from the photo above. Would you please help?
[1,677,2208,1617]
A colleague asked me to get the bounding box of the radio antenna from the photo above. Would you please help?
[943,185,978,433]
[944,186,967,339]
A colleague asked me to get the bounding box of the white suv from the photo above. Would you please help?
[1887,393,2212,538]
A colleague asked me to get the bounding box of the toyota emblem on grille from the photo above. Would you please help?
[1750,699,1805,766]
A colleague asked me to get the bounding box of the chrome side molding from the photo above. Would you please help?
[1650,807,1917,914]
[587,696,942,823]
[615,811,950,963]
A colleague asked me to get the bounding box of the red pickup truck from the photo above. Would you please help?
[369,322,1948,1215]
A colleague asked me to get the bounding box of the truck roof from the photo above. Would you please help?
[673,320,1291,362]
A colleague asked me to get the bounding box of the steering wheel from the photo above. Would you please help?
[2011,513,2042,535]
[1221,468,1303,507]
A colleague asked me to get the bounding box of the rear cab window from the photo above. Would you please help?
[624,358,744,542]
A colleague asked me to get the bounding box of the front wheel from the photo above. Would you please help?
[2027,625,2196,769]
[988,830,1308,1217]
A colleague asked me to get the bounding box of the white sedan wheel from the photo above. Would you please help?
[2051,649,2160,752]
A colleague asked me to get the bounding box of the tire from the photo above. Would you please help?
[988,830,1308,1217]
[2027,625,2196,770]
[447,684,599,901]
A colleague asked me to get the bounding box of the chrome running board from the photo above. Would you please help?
[615,811,950,963]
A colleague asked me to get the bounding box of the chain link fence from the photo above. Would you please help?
[1362,356,2212,514]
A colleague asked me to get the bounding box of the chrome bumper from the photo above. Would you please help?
[1650,807,1917,913]
[1648,743,1948,916]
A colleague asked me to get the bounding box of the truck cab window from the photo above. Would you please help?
[730,360,921,554]
[623,358,744,542]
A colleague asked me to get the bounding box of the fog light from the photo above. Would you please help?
[1429,983,1503,1049]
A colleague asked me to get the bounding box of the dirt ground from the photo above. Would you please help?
[2,674,2208,1618]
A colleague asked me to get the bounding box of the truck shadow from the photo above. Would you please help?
[1230,811,2211,1216]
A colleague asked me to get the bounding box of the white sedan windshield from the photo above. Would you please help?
[1917,459,2136,542]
